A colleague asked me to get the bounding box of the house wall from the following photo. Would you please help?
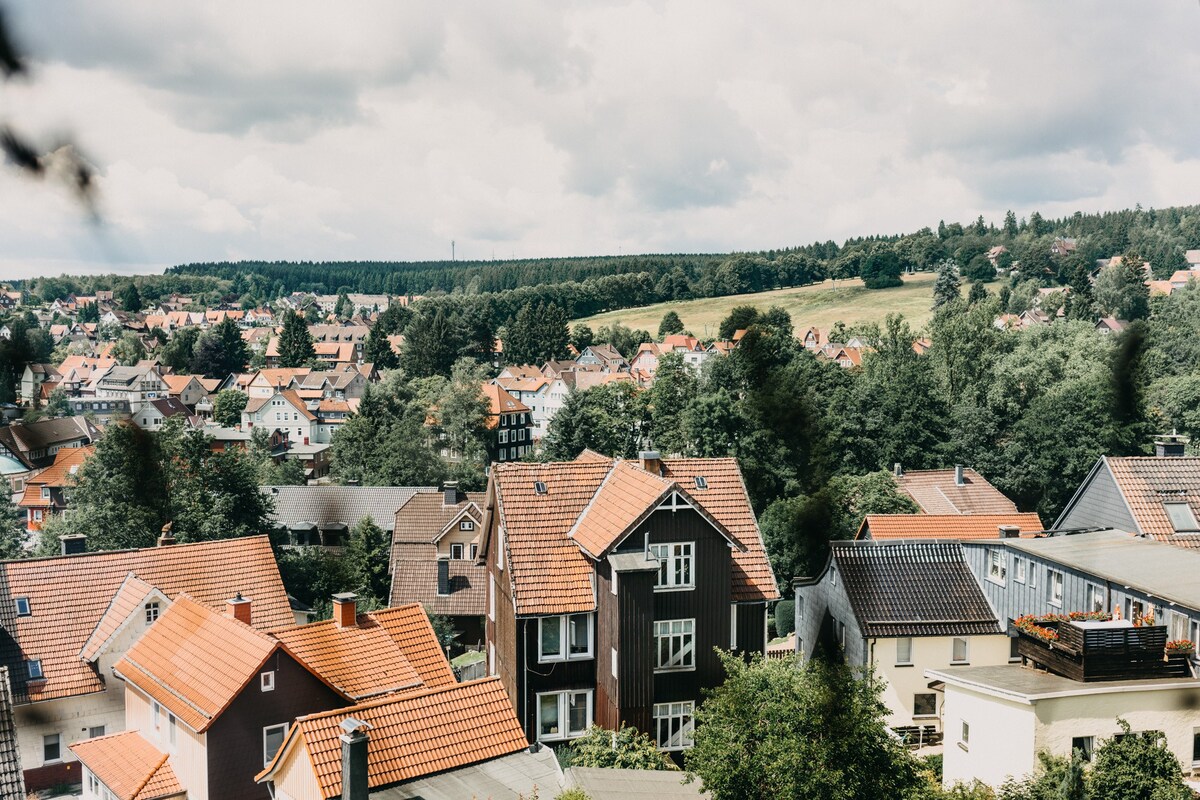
[266,739,321,800]
[733,602,767,654]
[793,561,867,665]
[941,683,1035,788]
[1053,463,1137,532]
[873,635,1011,730]
[436,519,481,558]
[595,560,656,736]
[486,524,520,718]
[126,684,209,800]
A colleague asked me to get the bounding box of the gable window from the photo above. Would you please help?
[14,597,30,617]
[1048,569,1064,607]
[987,549,1007,585]
[649,542,694,590]
[1165,503,1200,532]
[952,637,969,664]
[261,671,276,692]
[27,659,43,680]
[263,723,288,767]
[914,693,937,718]
[460,520,474,531]
[895,637,913,666]
[145,602,160,624]
[451,543,465,560]
[655,618,695,672]
[537,690,591,741]
[539,613,593,663]
[654,701,694,751]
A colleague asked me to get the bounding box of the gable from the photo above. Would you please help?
[1054,459,1140,534]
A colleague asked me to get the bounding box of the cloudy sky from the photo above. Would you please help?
[1,2,1198,280]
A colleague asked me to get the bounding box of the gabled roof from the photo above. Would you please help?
[271,604,455,700]
[859,513,1044,541]
[79,573,167,662]
[894,468,1020,515]
[1090,456,1200,546]
[0,536,292,705]
[390,543,488,615]
[257,678,529,799]
[148,397,190,419]
[115,596,329,732]
[816,540,1002,638]
[482,384,530,427]
[70,731,183,800]
[18,445,92,506]
[0,416,97,455]
[268,485,428,532]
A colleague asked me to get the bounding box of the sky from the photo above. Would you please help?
[1,1,1199,280]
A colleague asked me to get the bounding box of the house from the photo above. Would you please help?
[893,465,1020,514]
[1053,447,1200,548]
[0,415,99,468]
[0,668,25,797]
[482,384,533,464]
[108,596,347,800]
[243,389,321,445]
[313,295,390,315]
[266,485,427,547]
[132,397,193,431]
[67,397,131,425]
[246,369,312,399]
[986,245,1009,266]
[1168,269,1198,289]
[20,364,60,405]
[576,344,629,372]
[93,364,166,412]
[799,326,824,351]
[255,678,557,800]
[0,536,293,790]
[1094,317,1128,335]
[482,451,778,751]
[161,374,212,409]
[1050,237,1077,257]
[856,513,1044,541]
[793,540,1010,743]
[390,484,488,647]
[18,445,93,533]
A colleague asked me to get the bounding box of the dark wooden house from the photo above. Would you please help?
[480,451,778,753]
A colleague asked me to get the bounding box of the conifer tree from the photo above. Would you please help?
[277,309,316,367]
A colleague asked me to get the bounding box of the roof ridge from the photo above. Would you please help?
[564,462,621,543]
[294,676,503,724]
[0,533,272,566]
[129,752,171,800]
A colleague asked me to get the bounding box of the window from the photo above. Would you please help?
[611,648,618,679]
[730,604,738,650]
[960,720,970,750]
[1074,736,1096,762]
[460,520,474,531]
[649,542,694,590]
[153,701,161,730]
[693,476,708,490]
[654,701,695,751]
[988,549,1007,584]
[914,693,937,718]
[145,602,160,624]
[27,659,43,680]
[499,430,508,444]
[1171,612,1189,642]
[40,486,49,499]
[450,543,464,560]
[261,671,276,692]
[1086,584,1105,614]
[263,723,288,767]
[470,544,479,560]
[88,725,105,738]
[43,733,60,763]
[1165,503,1200,532]
[489,574,495,622]
[896,637,913,665]
[1192,727,1200,767]
[797,595,805,621]
[168,713,177,749]
[14,597,29,617]
[537,690,591,741]
[655,618,695,671]
[1010,636,1021,662]
[538,614,593,662]
[952,637,969,664]
[1048,570,1064,606]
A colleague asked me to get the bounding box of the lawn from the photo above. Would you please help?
[573,272,938,338]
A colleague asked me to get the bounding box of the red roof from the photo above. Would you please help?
[858,513,1045,540]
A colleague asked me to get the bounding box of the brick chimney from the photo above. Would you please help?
[226,593,252,625]
[333,592,357,629]
[157,522,176,547]
[998,525,1021,539]
[443,480,461,506]
[893,462,903,477]
[437,558,450,596]
[1155,434,1188,457]
[639,450,662,476]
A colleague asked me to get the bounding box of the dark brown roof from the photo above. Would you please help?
[894,468,1018,515]
[0,668,23,797]
[390,543,487,615]
[828,540,1002,638]
[391,491,486,545]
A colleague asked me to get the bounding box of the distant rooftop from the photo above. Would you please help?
[266,485,432,532]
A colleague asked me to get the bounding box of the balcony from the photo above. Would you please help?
[1011,615,1190,682]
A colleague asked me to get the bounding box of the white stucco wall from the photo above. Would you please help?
[874,634,1012,730]
[941,683,1036,788]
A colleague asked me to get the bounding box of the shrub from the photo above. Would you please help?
[774,600,796,637]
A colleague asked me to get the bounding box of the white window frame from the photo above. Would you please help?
[654,618,696,672]
[538,613,593,663]
[43,732,61,764]
[1086,583,1105,614]
[649,542,695,591]
[1049,569,1064,607]
[261,671,276,692]
[535,690,592,742]
[470,544,479,560]
[654,701,695,751]
[14,597,30,616]
[730,604,738,650]
[913,693,938,719]
[895,637,913,666]
[263,723,289,767]
[489,573,495,621]
[145,602,160,624]
[1014,557,1026,584]
[1170,611,1189,642]
[987,549,1007,585]
[952,637,969,665]
[460,520,474,531]
[499,429,509,444]
[450,543,464,560]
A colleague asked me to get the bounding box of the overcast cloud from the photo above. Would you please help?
[1,1,1198,279]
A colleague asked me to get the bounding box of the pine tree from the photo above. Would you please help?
[931,260,961,309]
[277,309,315,368]
[118,283,142,312]
[657,310,685,338]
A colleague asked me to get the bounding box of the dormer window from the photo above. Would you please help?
[145,602,160,624]
[694,476,708,490]
[15,598,30,617]
[1165,502,1200,532]
[27,659,43,680]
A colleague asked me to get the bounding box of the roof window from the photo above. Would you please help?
[1165,502,1200,532]
[534,481,548,495]
[27,659,43,680]
[694,476,708,490]
[14,598,30,616]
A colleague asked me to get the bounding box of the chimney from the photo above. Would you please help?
[437,558,450,596]
[954,465,965,486]
[639,450,662,476]
[999,525,1021,539]
[443,480,461,506]
[339,718,371,800]
[226,593,252,625]
[893,463,903,477]
[157,522,175,547]
[333,592,357,628]
[1155,434,1188,457]
[59,534,86,556]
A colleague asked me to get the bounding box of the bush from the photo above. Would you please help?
[774,599,796,637]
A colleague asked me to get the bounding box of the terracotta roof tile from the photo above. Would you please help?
[18,445,92,507]
[1106,456,1200,547]
[0,536,293,705]
[0,668,23,797]
[79,573,161,662]
[115,596,280,732]
[482,384,530,429]
[273,604,454,699]
[860,513,1044,540]
[264,678,528,797]
[70,731,183,800]
[391,491,486,545]
[894,468,1019,515]
[569,461,673,557]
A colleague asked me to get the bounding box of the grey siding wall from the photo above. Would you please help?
[793,561,866,665]
[1054,463,1138,532]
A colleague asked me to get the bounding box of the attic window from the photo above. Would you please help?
[534,481,548,495]
[1165,502,1200,532]
[460,520,474,531]
[27,659,43,680]
[694,477,708,490]
[14,598,30,617]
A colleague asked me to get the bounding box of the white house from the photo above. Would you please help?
[243,388,324,444]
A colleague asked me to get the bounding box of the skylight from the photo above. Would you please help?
[694,476,708,490]
[14,598,29,617]
[1165,502,1200,532]
[534,481,548,495]
[27,659,42,680]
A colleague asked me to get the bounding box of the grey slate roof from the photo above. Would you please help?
[0,667,24,797]
[564,767,711,799]
[374,747,562,799]
[265,485,431,531]
[830,540,1002,638]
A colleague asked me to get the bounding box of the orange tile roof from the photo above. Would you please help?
[482,384,530,429]
[115,596,288,731]
[491,455,779,615]
[18,445,93,507]
[0,536,293,705]
[78,573,162,662]
[1105,456,1200,546]
[894,468,1019,515]
[272,604,454,700]
[159,374,198,395]
[569,460,674,557]
[253,367,311,387]
[259,678,528,797]
[859,513,1045,541]
[70,731,183,800]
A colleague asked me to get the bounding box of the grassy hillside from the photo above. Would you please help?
[574,272,938,337]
